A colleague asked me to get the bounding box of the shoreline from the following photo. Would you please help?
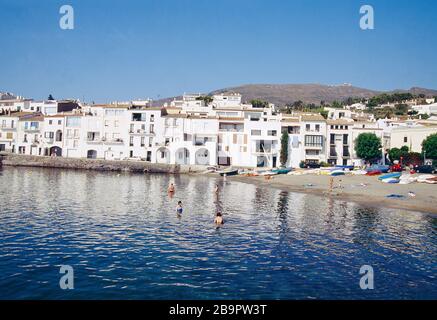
[2,153,437,216]
[0,153,207,174]
[228,174,437,216]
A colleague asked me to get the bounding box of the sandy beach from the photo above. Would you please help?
[229,173,437,215]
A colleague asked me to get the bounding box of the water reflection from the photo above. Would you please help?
[0,167,436,300]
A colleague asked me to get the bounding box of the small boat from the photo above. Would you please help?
[271,167,292,174]
[330,170,345,176]
[335,165,354,171]
[378,172,402,181]
[217,169,239,176]
[417,174,435,183]
[382,178,400,184]
[366,170,382,176]
[260,171,278,176]
[366,165,390,173]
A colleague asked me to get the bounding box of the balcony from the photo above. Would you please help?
[129,129,147,135]
[24,127,40,132]
[106,138,124,145]
[0,126,16,131]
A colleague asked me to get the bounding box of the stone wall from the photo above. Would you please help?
[0,153,208,174]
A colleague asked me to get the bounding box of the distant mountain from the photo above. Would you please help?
[152,84,437,107]
[387,87,437,97]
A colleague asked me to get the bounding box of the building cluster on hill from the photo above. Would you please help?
[1,92,436,168]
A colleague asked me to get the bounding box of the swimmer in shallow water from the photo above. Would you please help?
[214,212,224,225]
[176,201,183,215]
[168,183,175,193]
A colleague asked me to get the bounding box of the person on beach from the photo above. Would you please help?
[176,201,183,215]
[214,184,219,194]
[214,212,224,225]
[168,183,175,193]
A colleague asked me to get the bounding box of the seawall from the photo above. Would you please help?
[0,153,208,174]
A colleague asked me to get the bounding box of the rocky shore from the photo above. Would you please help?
[0,153,207,174]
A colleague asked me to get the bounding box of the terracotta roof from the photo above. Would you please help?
[281,118,299,123]
[326,119,354,125]
[301,114,325,121]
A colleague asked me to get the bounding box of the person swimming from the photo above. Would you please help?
[176,201,183,215]
[214,212,224,225]
[168,183,175,193]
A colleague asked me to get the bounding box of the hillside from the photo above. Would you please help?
[153,84,437,107]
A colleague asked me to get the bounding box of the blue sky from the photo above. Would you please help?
[0,0,436,102]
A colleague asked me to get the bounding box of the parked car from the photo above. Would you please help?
[305,162,321,169]
[414,165,436,174]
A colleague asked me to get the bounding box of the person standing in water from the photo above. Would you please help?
[168,183,175,193]
[176,201,183,216]
[214,212,224,225]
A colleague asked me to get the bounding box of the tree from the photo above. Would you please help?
[388,147,402,161]
[320,110,328,119]
[354,133,382,162]
[195,96,213,105]
[331,100,342,109]
[422,133,437,160]
[280,131,289,167]
[250,99,269,109]
[48,94,55,100]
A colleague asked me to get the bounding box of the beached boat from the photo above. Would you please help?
[417,175,437,184]
[260,171,278,176]
[335,165,354,171]
[382,178,400,184]
[366,165,390,174]
[378,172,402,181]
[399,175,417,185]
[366,170,382,176]
[330,170,345,176]
[351,170,367,175]
[217,169,239,176]
[272,167,293,174]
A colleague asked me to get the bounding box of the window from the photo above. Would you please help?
[66,117,80,127]
[304,135,323,147]
[149,124,154,133]
[105,109,125,117]
[130,136,134,146]
[58,120,62,125]
[141,137,145,147]
[315,124,320,132]
[73,140,78,148]
[67,129,73,138]
[251,130,261,136]
[267,130,277,136]
[49,120,53,125]
[114,120,119,128]
[404,137,408,143]
[74,129,79,138]
[306,124,310,131]
[330,134,335,144]
[150,115,154,122]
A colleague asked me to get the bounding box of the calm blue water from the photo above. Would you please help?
[0,167,435,299]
